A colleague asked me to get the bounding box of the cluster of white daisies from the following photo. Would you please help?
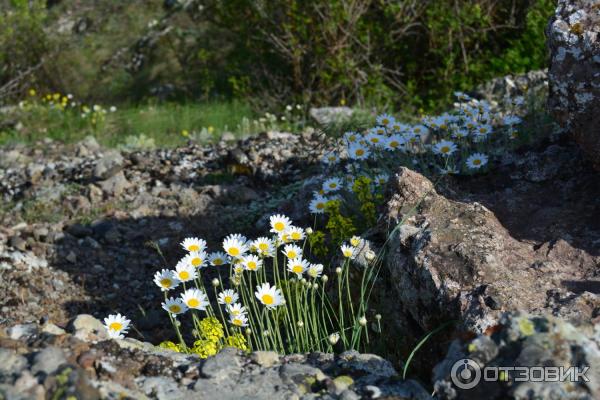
[103,214,367,341]
[310,92,523,214]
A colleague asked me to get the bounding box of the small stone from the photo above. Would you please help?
[66,251,77,264]
[31,346,67,376]
[201,347,242,380]
[33,227,49,242]
[7,323,38,340]
[9,235,27,251]
[42,323,66,336]
[93,150,124,180]
[331,376,354,395]
[69,314,108,341]
[0,348,28,375]
[99,171,131,197]
[250,351,280,367]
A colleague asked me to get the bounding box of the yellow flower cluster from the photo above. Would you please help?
[198,316,224,342]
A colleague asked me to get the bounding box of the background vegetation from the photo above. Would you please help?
[0,0,554,146]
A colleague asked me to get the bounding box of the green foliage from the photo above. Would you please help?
[324,199,357,246]
[351,176,378,228]
[0,1,553,113]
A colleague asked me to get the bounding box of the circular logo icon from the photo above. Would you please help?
[450,358,481,390]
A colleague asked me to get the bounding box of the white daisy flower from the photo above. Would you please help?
[385,135,406,151]
[255,282,284,309]
[287,226,305,241]
[174,260,198,282]
[180,288,209,310]
[405,132,420,145]
[227,302,247,317]
[433,140,458,156]
[466,153,489,169]
[223,234,248,258]
[103,314,131,339]
[412,125,428,136]
[322,152,339,165]
[209,251,229,266]
[372,126,387,136]
[154,269,180,291]
[243,254,263,272]
[365,132,384,147]
[162,297,188,316]
[309,194,329,214]
[180,237,206,253]
[376,113,395,126]
[218,289,239,305]
[287,256,309,278]
[323,177,342,193]
[251,237,274,256]
[472,124,492,141]
[341,244,356,259]
[438,166,459,175]
[350,235,362,247]
[229,313,249,327]
[503,115,522,126]
[270,214,292,235]
[452,127,469,139]
[343,131,360,144]
[282,244,302,259]
[348,143,370,160]
[374,174,389,186]
[387,121,402,132]
[307,263,323,279]
[183,251,208,269]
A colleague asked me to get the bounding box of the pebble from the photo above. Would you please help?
[31,346,67,376]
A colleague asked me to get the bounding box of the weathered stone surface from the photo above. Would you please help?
[309,107,354,125]
[547,0,600,168]
[384,165,600,333]
[433,312,600,399]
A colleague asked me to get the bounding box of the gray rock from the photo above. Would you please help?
[309,107,354,125]
[93,150,124,180]
[0,348,28,376]
[7,323,38,340]
[547,0,600,169]
[139,376,189,400]
[201,347,242,380]
[9,236,26,251]
[42,323,67,336]
[98,171,131,197]
[250,351,280,368]
[69,314,108,341]
[31,347,67,376]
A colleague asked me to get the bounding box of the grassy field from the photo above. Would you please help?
[0,100,258,148]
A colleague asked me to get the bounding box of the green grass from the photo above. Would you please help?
[0,100,255,148]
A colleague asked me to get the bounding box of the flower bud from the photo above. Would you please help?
[375,314,382,321]
[297,320,304,328]
[365,250,376,262]
[312,283,319,290]
[301,278,307,284]
[211,278,220,287]
[359,316,367,326]
[328,333,340,345]
[321,275,329,283]
[335,267,342,275]
[306,227,313,235]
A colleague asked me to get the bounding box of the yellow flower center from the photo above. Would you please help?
[441,124,447,129]
[344,250,352,257]
[329,183,337,189]
[292,265,303,274]
[224,296,232,304]
[262,294,274,305]
[231,310,240,316]
[350,238,360,246]
[188,298,200,308]
[233,318,243,326]
[414,128,421,133]
[160,278,172,288]
[169,305,181,313]
[213,258,223,265]
[188,244,200,252]
[287,251,297,259]
[291,232,301,240]
[371,138,379,143]
[479,128,486,134]
[179,271,190,280]
[191,257,202,267]
[390,141,398,148]
[316,203,325,209]
[473,159,481,165]
[259,243,269,251]
[229,247,240,256]
[109,322,122,331]
[355,149,365,156]
[441,146,450,153]
[274,222,285,231]
[247,262,257,270]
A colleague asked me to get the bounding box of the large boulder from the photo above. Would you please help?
[547,0,600,169]
[384,166,599,334]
